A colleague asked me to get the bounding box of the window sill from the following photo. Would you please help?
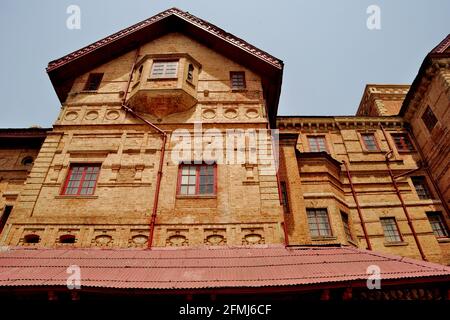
[186,79,195,88]
[176,195,217,199]
[384,241,408,247]
[55,195,98,199]
[231,89,247,92]
[362,150,383,154]
[437,237,450,243]
[311,236,337,241]
[147,77,178,81]
[79,90,98,94]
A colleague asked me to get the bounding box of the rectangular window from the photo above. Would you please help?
[150,61,179,78]
[280,182,290,213]
[341,211,352,241]
[307,208,332,237]
[308,136,327,152]
[230,71,246,90]
[427,212,448,238]
[380,217,402,242]
[83,73,103,91]
[0,205,13,234]
[361,133,379,151]
[421,106,438,133]
[62,164,100,195]
[411,176,432,200]
[391,133,415,152]
[178,164,216,196]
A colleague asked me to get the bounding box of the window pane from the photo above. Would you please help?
[151,61,178,78]
[381,218,401,242]
[427,212,448,237]
[411,176,431,200]
[307,209,331,237]
[63,165,100,195]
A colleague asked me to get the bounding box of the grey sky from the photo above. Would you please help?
[1,0,449,128]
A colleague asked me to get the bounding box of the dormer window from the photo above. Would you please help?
[230,71,246,90]
[83,73,103,91]
[151,60,178,78]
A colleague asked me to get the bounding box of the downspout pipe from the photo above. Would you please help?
[120,47,167,249]
[342,160,372,250]
[380,125,427,261]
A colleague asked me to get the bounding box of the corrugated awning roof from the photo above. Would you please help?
[0,246,449,290]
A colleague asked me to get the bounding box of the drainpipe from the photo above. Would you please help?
[406,126,450,218]
[380,125,427,261]
[265,103,288,246]
[342,160,372,250]
[120,46,167,249]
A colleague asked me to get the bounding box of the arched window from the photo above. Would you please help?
[23,234,40,244]
[59,234,76,244]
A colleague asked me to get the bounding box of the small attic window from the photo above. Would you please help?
[59,234,76,244]
[24,234,40,244]
[151,61,178,78]
[83,73,103,91]
[230,71,246,90]
[21,156,34,166]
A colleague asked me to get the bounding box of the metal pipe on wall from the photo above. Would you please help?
[120,46,167,249]
[380,124,427,261]
[342,160,372,250]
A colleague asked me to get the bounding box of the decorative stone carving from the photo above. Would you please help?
[202,108,216,119]
[166,229,189,247]
[85,110,99,120]
[224,108,238,119]
[204,228,227,246]
[91,229,115,247]
[242,228,265,245]
[105,110,120,120]
[245,108,259,119]
[64,111,78,121]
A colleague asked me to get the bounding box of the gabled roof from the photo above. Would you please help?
[400,34,450,116]
[0,246,449,291]
[46,8,283,125]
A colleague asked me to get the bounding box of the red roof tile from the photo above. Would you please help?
[0,246,449,290]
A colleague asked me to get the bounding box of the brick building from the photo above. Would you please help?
[0,8,449,302]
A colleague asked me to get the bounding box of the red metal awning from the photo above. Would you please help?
[0,245,449,290]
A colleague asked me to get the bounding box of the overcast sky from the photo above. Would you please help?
[1,0,449,128]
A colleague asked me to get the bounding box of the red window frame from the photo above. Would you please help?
[380,217,403,242]
[177,163,217,196]
[426,212,449,238]
[360,133,380,152]
[306,208,333,237]
[62,164,101,196]
[411,176,432,200]
[391,133,415,152]
[307,135,328,153]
